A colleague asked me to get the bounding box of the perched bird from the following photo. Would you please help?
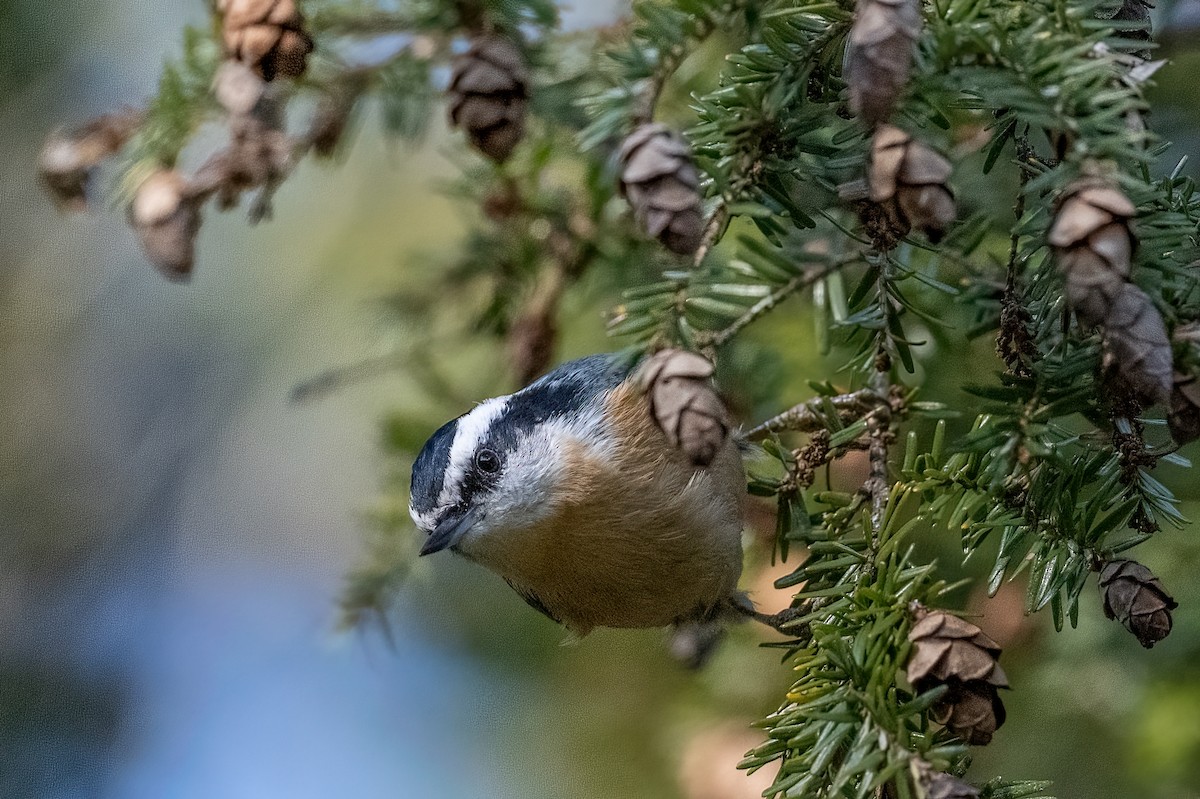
[409,351,753,657]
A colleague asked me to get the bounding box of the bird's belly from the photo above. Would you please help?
[498,512,743,634]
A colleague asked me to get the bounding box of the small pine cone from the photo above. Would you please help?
[846,0,921,125]
[128,170,203,280]
[637,349,730,467]
[618,124,706,255]
[218,0,313,81]
[39,109,142,211]
[868,125,956,242]
[913,762,980,799]
[930,682,1007,746]
[1099,559,1178,648]
[1103,283,1172,405]
[1109,0,1153,59]
[1168,372,1200,445]
[213,60,267,116]
[907,609,1008,745]
[447,35,530,163]
[1047,180,1136,328]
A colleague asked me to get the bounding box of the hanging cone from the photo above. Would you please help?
[447,34,530,163]
[39,109,142,211]
[618,124,706,255]
[1102,282,1172,405]
[906,608,1007,745]
[217,0,314,80]
[1099,559,1177,648]
[1048,179,1136,328]
[868,125,956,242]
[846,0,921,125]
[636,349,730,467]
[913,761,980,799]
[128,169,203,280]
[1168,371,1200,445]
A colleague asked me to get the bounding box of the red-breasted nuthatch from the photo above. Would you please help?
[409,352,751,653]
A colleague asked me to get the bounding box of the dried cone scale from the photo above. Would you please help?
[868,125,956,242]
[1099,559,1177,648]
[846,0,921,125]
[447,35,530,163]
[1047,180,1137,328]
[218,0,314,81]
[128,170,202,280]
[906,608,1007,745]
[618,124,706,255]
[637,349,730,467]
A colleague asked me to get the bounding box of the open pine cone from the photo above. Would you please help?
[846,0,921,125]
[39,110,142,211]
[128,170,203,280]
[618,124,706,255]
[906,608,1007,745]
[447,35,530,163]
[868,125,955,243]
[1103,282,1172,405]
[1099,559,1177,648]
[218,0,314,81]
[1048,179,1137,328]
[1168,372,1200,445]
[913,761,980,799]
[637,349,730,467]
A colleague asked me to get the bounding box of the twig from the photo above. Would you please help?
[746,389,883,441]
[308,11,422,37]
[699,255,859,350]
[289,349,410,402]
[864,370,893,554]
[997,135,1037,377]
[631,3,744,125]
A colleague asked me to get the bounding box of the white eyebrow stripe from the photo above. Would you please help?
[437,396,509,509]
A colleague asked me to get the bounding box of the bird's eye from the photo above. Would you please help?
[474,448,501,474]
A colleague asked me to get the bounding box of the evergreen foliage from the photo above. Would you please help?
[39,0,1200,796]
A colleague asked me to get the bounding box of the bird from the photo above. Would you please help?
[408,351,758,660]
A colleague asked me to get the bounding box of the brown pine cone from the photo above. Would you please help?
[39,109,142,211]
[618,124,706,255]
[1103,282,1172,405]
[1168,371,1200,445]
[218,0,313,81]
[1099,559,1178,648]
[1108,0,1153,59]
[913,761,980,799]
[907,608,1007,745]
[637,349,730,467]
[846,0,921,125]
[868,125,956,242]
[447,35,529,163]
[1047,180,1137,328]
[128,169,203,280]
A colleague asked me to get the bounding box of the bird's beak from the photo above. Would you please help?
[420,508,478,556]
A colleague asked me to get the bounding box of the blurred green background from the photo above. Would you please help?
[3,2,1200,798]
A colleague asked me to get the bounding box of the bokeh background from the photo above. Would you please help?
[3,2,1200,798]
